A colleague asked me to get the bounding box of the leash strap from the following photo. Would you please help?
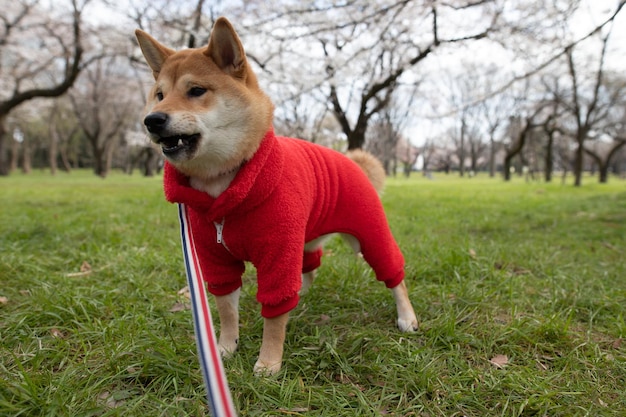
[177,203,237,417]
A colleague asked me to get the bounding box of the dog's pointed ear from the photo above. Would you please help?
[205,17,247,79]
[135,29,175,80]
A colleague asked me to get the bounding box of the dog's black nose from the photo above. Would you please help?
[144,112,169,134]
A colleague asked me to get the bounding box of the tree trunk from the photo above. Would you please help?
[598,164,609,183]
[9,134,19,172]
[584,139,626,184]
[60,150,72,172]
[21,139,32,174]
[93,145,108,178]
[504,133,526,181]
[488,137,496,178]
[143,147,159,177]
[573,137,584,186]
[94,161,107,178]
[544,132,554,183]
[504,114,542,182]
[0,118,8,175]
[470,143,478,174]
[347,123,367,150]
[49,130,59,175]
[459,119,466,177]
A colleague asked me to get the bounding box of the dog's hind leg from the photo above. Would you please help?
[215,288,241,358]
[301,237,331,295]
[339,233,361,253]
[391,281,418,332]
[254,312,289,376]
[300,271,315,295]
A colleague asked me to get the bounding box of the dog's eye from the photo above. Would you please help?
[188,87,207,98]
[156,91,164,101]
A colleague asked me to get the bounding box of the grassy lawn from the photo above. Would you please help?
[1,170,625,416]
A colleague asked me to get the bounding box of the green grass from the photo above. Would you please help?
[1,170,625,416]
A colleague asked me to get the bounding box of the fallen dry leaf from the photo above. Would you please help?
[291,408,309,412]
[98,391,127,409]
[177,286,191,299]
[98,392,110,401]
[469,248,477,259]
[66,261,94,277]
[489,354,509,369]
[315,314,331,325]
[511,266,531,275]
[278,407,309,414]
[50,328,65,338]
[0,296,8,305]
[612,338,623,349]
[169,302,190,312]
[601,242,620,253]
[494,262,530,275]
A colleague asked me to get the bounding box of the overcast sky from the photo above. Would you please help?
[81,0,625,146]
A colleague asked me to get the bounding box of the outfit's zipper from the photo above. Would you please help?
[214,218,230,252]
[215,219,224,244]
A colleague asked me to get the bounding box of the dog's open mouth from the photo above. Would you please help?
[157,134,200,156]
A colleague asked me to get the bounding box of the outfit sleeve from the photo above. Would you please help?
[247,208,307,318]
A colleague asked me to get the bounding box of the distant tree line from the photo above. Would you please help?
[1,0,624,185]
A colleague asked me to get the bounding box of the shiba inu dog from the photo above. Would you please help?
[135,17,418,375]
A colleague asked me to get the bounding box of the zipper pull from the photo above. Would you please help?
[214,220,224,244]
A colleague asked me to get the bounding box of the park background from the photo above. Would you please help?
[0,0,625,182]
[1,1,625,416]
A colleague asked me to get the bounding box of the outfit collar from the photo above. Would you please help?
[163,130,283,221]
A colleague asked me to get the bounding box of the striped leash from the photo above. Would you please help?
[177,203,237,416]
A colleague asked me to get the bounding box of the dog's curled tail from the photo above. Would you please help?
[346,149,386,196]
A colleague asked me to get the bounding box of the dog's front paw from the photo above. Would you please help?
[397,317,418,332]
[253,359,282,376]
[218,338,238,359]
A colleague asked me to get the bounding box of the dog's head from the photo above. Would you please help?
[135,18,274,179]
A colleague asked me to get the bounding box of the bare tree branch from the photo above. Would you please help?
[0,0,88,175]
[0,0,85,114]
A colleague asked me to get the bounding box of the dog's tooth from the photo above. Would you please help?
[178,138,183,147]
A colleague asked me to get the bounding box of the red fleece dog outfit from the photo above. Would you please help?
[163,130,405,318]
